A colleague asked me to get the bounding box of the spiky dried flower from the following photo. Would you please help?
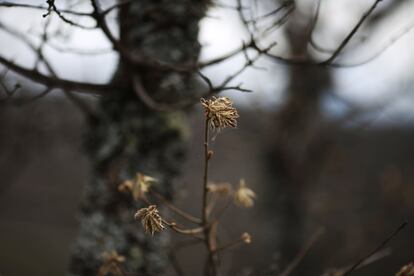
[201,96,239,131]
[241,232,252,244]
[135,205,165,235]
[396,262,414,276]
[234,179,256,208]
[207,182,233,196]
[98,250,125,276]
[118,172,157,200]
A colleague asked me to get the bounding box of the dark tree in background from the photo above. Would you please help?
[0,0,208,275]
[68,1,207,275]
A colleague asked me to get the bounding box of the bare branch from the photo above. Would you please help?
[101,0,131,17]
[342,221,407,276]
[280,228,325,276]
[42,0,96,29]
[246,1,294,24]
[0,55,117,94]
[0,1,91,16]
[46,43,114,56]
[322,0,383,65]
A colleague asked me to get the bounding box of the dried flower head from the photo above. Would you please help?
[98,250,125,276]
[234,179,256,208]
[396,262,414,276]
[135,205,165,235]
[207,182,233,196]
[118,172,157,200]
[201,96,239,131]
[241,232,252,244]
[118,180,133,193]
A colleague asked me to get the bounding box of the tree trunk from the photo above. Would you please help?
[69,1,207,275]
[267,5,333,270]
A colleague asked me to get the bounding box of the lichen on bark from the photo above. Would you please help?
[68,1,207,275]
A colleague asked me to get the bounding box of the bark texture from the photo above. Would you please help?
[69,1,207,275]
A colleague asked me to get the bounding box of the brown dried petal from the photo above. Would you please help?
[135,205,165,235]
[201,97,239,131]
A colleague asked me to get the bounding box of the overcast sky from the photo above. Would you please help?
[1,0,414,123]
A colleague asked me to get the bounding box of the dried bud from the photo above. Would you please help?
[201,97,239,131]
[98,250,125,276]
[207,182,232,196]
[207,150,214,160]
[234,179,256,208]
[135,205,165,235]
[396,262,414,276]
[133,173,157,200]
[118,180,133,193]
[118,172,157,200]
[241,232,252,244]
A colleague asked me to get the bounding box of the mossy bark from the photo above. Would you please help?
[68,1,207,275]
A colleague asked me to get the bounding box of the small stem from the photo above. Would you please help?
[169,250,186,276]
[163,220,205,237]
[150,189,202,224]
[280,227,325,276]
[213,237,245,253]
[213,198,232,222]
[206,193,218,217]
[343,221,407,276]
[202,117,210,224]
[201,117,219,276]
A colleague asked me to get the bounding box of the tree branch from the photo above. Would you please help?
[0,55,118,94]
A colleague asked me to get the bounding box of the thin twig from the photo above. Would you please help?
[342,221,407,276]
[201,116,219,276]
[202,118,210,225]
[150,189,202,224]
[169,251,186,276]
[322,0,383,65]
[213,198,232,223]
[0,2,90,16]
[43,0,95,29]
[213,235,246,253]
[280,227,325,276]
[163,220,205,237]
[0,55,118,94]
